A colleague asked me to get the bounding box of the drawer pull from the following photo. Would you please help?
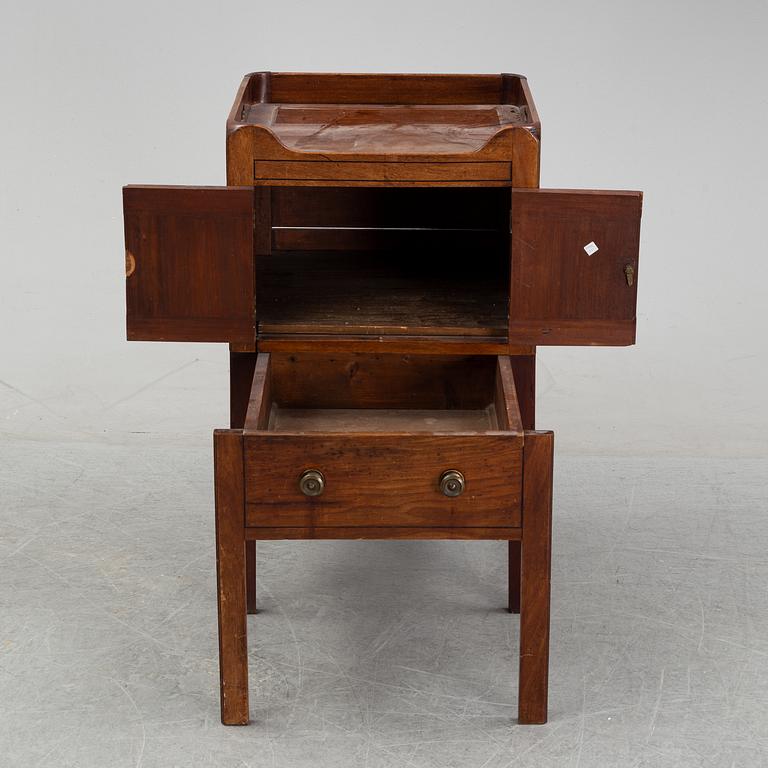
[439,470,465,497]
[298,469,325,497]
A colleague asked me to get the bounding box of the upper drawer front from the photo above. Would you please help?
[254,159,511,184]
[244,432,521,528]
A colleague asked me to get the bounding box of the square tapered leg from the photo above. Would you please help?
[214,430,249,725]
[518,430,553,724]
[508,541,521,613]
[245,541,257,614]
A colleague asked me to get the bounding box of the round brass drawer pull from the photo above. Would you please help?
[298,469,325,497]
[440,470,465,497]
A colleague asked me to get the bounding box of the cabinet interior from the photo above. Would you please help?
[257,188,511,340]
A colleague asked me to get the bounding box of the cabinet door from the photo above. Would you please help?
[509,189,642,345]
[124,186,255,342]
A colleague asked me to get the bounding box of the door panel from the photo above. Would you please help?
[509,189,642,345]
[124,186,255,342]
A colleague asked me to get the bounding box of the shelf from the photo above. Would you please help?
[256,250,509,338]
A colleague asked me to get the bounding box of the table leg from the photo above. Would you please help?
[214,430,249,725]
[508,542,521,613]
[246,541,257,614]
[518,430,553,725]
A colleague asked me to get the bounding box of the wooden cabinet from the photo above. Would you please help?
[123,72,642,728]
[123,186,641,348]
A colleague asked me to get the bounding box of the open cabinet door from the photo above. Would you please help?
[509,189,642,345]
[124,186,255,342]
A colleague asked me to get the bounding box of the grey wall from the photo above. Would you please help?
[2,0,766,456]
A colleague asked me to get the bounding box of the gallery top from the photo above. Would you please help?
[227,72,540,157]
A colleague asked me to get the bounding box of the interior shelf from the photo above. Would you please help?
[257,250,509,338]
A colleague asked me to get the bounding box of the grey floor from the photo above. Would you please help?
[2,436,767,768]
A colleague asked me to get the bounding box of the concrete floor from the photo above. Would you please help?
[2,432,767,767]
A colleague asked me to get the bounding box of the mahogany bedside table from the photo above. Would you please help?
[122,72,642,726]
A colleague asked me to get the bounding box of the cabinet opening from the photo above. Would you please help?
[257,188,510,339]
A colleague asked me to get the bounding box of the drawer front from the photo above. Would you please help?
[244,433,521,528]
[254,159,511,183]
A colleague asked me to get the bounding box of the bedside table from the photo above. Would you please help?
[122,72,642,725]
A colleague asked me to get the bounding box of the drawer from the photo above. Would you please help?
[242,353,523,535]
[253,159,511,184]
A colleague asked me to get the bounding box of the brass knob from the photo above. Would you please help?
[298,469,325,497]
[440,470,465,497]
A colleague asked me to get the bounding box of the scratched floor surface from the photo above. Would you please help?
[1,373,767,766]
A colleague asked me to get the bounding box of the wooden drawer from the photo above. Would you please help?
[242,353,523,536]
[253,159,511,184]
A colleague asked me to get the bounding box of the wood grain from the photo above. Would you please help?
[495,357,524,433]
[508,354,536,613]
[270,408,498,433]
[248,352,501,410]
[256,249,508,339]
[509,355,536,431]
[228,73,539,165]
[253,178,518,188]
[508,319,637,346]
[254,72,529,106]
[125,71,648,731]
[244,433,522,528]
[243,353,271,431]
[213,430,249,725]
[257,335,516,356]
[229,351,257,430]
[244,526,522,541]
[518,430,553,724]
[225,72,542,187]
[229,350,258,614]
[255,160,511,183]
[124,186,255,343]
[509,189,642,346]
[241,353,523,530]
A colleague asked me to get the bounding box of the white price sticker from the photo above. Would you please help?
[583,241,599,256]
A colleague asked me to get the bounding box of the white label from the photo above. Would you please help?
[583,241,599,256]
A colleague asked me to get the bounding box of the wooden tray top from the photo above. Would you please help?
[227,72,539,157]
